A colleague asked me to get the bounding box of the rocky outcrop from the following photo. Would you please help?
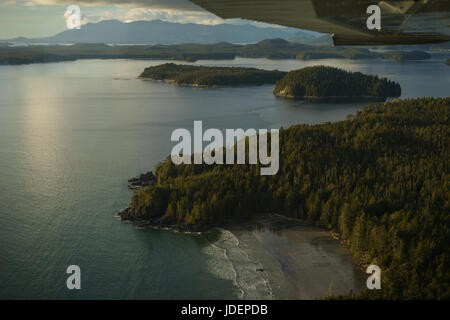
[128,171,157,189]
[117,207,135,221]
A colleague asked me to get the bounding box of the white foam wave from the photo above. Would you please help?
[202,229,273,300]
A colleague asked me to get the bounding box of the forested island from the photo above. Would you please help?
[140,64,402,100]
[0,39,431,65]
[119,97,449,299]
[139,63,286,87]
[273,66,401,100]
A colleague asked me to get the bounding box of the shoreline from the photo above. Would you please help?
[138,77,229,88]
[117,211,366,299]
[117,207,205,235]
[228,215,366,299]
[273,92,388,102]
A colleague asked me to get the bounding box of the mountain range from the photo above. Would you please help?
[2,20,318,45]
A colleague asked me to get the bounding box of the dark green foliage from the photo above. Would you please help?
[273,66,401,99]
[139,63,286,86]
[130,98,450,299]
[0,43,237,65]
[0,40,431,65]
[383,50,431,61]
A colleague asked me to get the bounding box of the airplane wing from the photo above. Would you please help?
[190,0,450,45]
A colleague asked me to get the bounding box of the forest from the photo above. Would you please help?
[0,39,431,65]
[124,97,449,299]
[273,66,401,99]
[139,63,286,87]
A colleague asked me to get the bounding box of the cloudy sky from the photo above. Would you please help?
[0,0,254,38]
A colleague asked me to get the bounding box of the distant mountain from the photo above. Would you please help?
[2,20,317,45]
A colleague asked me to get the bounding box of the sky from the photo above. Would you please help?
[0,0,256,39]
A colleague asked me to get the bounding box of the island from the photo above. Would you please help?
[446,58,450,66]
[273,66,401,101]
[119,97,449,300]
[382,50,431,62]
[139,63,286,87]
[0,39,432,65]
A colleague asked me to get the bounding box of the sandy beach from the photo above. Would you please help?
[219,215,366,299]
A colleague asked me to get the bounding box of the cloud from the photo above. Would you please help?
[81,7,224,25]
[22,0,202,11]
[0,0,19,6]
[4,0,287,28]
[8,0,224,25]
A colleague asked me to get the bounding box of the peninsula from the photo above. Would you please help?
[119,97,449,300]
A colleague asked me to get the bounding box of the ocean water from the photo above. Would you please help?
[0,56,449,299]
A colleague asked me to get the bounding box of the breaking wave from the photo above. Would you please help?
[202,229,273,300]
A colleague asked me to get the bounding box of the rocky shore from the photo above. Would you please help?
[127,171,157,189]
[273,92,388,102]
[117,206,205,234]
[139,78,228,88]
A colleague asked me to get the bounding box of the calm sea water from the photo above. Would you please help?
[0,56,449,299]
